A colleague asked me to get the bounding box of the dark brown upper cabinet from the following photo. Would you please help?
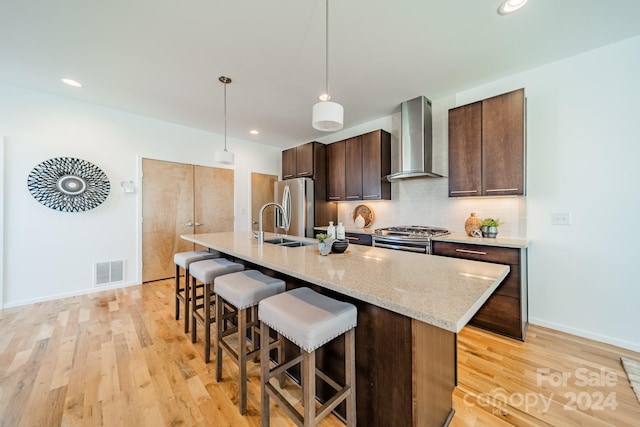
[448,88,525,197]
[281,141,321,180]
[326,129,391,201]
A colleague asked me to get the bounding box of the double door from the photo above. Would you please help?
[142,159,234,282]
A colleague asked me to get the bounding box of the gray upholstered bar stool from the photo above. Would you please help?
[214,270,286,414]
[258,287,357,427]
[174,250,220,333]
[189,258,244,362]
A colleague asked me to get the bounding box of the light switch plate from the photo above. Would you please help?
[551,212,571,225]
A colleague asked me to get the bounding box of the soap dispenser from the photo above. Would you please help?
[336,222,345,240]
[327,221,336,239]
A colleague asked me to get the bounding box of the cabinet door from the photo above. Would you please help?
[282,147,296,179]
[448,102,482,197]
[482,89,525,196]
[362,130,391,200]
[344,136,362,200]
[326,140,345,201]
[296,142,314,178]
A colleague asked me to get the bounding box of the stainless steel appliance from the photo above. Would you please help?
[372,225,449,254]
[274,178,314,238]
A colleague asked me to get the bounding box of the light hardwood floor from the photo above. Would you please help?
[0,280,638,426]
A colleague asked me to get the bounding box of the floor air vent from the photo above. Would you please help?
[95,260,125,286]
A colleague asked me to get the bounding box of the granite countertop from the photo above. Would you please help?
[182,232,509,333]
[432,233,529,249]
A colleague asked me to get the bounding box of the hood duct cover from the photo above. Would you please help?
[386,96,442,180]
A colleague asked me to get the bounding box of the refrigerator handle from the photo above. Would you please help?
[281,184,292,233]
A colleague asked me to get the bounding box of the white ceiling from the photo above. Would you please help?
[1,0,639,149]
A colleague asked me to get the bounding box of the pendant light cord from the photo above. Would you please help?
[325,0,330,98]
[223,80,227,152]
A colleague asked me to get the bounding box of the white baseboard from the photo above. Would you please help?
[530,317,640,353]
[2,280,140,309]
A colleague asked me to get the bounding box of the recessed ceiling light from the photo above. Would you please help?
[62,78,82,87]
[497,0,528,15]
[250,130,259,135]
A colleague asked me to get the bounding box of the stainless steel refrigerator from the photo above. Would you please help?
[274,177,314,238]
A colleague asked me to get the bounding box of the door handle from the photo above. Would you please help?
[185,222,193,227]
[195,223,203,226]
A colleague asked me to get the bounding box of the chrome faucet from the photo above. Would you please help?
[257,202,289,244]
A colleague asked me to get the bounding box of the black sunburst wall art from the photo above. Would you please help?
[27,157,111,212]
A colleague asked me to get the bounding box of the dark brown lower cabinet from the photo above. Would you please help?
[431,241,528,341]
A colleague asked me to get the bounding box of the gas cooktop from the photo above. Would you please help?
[372,225,450,239]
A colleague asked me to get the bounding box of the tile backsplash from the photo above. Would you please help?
[335,177,527,238]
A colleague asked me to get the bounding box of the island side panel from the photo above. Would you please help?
[412,319,457,426]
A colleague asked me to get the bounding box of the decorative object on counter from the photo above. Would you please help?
[352,204,374,228]
[464,212,482,237]
[27,157,110,212]
[331,239,349,254]
[215,76,235,165]
[319,237,335,255]
[481,218,500,238]
[327,221,336,239]
[336,221,345,239]
[354,214,366,228]
[316,233,327,251]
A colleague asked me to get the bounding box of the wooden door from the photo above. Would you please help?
[344,136,363,200]
[482,88,525,196]
[326,140,345,201]
[448,101,482,197]
[193,165,234,250]
[142,159,194,282]
[251,173,278,233]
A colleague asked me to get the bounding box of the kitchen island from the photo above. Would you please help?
[182,232,509,427]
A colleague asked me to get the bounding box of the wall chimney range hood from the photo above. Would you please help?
[386,96,443,181]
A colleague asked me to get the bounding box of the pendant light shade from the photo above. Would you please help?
[215,76,235,165]
[312,0,343,131]
[312,101,344,131]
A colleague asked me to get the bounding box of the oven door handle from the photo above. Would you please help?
[373,242,427,253]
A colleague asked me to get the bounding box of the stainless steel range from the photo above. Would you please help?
[372,225,449,254]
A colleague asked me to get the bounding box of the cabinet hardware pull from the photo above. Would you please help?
[283,174,294,178]
[363,195,379,199]
[328,196,341,200]
[486,188,519,192]
[345,236,358,241]
[298,172,310,175]
[346,196,360,199]
[455,249,487,255]
[450,190,478,194]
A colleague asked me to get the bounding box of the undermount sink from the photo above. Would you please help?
[263,237,315,247]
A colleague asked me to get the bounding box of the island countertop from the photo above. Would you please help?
[182,232,509,333]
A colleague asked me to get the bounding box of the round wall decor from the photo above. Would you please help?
[27,157,111,212]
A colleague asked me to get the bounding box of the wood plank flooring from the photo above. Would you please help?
[1,280,639,426]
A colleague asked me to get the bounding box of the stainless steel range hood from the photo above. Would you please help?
[386,96,442,180]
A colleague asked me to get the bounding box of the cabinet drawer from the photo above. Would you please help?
[470,294,522,339]
[345,232,372,246]
[432,241,519,265]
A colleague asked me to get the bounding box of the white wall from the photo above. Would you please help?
[0,83,281,307]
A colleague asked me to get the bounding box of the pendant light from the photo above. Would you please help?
[215,76,235,165]
[312,0,343,131]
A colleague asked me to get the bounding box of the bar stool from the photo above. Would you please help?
[258,287,357,427]
[189,258,244,362]
[174,250,220,333]
[214,270,286,414]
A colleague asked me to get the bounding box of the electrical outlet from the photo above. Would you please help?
[551,212,571,225]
